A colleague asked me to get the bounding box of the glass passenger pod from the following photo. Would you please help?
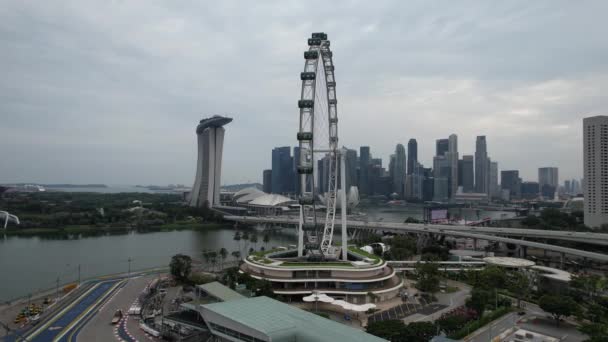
[327,81,336,87]
[302,223,316,231]
[304,51,319,60]
[329,116,338,123]
[300,72,316,81]
[324,65,335,72]
[298,100,314,109]
[311,32,327,40]
[297,132,313,141]
[308,38,322,46]
[328,99,337,105]
[298,196,314,205]
[297,166,314,174]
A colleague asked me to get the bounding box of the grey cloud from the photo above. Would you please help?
[1,0,606,185]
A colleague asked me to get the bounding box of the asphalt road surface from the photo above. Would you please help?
[9,279,124,342]
[77,275,155,342]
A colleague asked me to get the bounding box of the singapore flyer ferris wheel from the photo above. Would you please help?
[296,32,346,260]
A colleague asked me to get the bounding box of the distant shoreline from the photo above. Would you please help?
[2,222,227,237]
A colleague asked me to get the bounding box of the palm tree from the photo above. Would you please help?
[231,250,241,262]
[233,231,242,255]
[219,248,228,270]
[251,234,258,251]
[263,233,270,246]
[209,251,218,272]
[202,249,211,269]
[242,231,250,254]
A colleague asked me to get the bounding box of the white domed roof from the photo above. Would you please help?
[248,194,294,207]
[234,187,265,204]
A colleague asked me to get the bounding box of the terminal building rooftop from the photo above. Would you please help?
[198,296,387,342]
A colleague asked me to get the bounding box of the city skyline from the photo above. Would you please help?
[2,1,606,185]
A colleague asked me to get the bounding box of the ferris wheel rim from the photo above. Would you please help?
[297,33,339,257]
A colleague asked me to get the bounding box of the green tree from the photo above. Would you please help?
[415,261,441,294]
[388,235,417,260]
[507,271,530,308]
[521,215,540,227]
[169,254,192,281]
[467,287,492,316]
[437,314,469,335]
[404,217,420,223]
[539,294,578,326]
[402,322,437,342]
[476,266,507,290]
[366,320,404,340]
[579,323,608,342]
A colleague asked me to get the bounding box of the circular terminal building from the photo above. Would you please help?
[241,247,403,304]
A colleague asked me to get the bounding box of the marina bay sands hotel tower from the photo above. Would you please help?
[189,115,233,207]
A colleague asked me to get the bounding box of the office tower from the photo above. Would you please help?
[263,169,272,193]
[359,146,371,195]
[388,154,395,181]
[501,170,521,200]
[405,162,424,200]
[422,167,434,202]
[475,136,489,194]
[572,179,582,195]
[271,146,292,194]
[189,115,232,207]
[317,154,331,194]
[521,181,540,200]
[436,139,449,157]
[345,149,358,191]
[583,116,608,228]
[564,180,572,194]
[460,155,474,192]
[538,167,559,198]
[393,144,406,198]
[433,155,450,202]
[489,160,499,198]
[447,134,458,198]
[407,139,418,175]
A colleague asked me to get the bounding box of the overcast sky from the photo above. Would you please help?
[1,1,606,186]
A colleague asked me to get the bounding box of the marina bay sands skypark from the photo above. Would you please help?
[189,115,232,207]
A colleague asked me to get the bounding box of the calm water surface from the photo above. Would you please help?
[0,205,511,301]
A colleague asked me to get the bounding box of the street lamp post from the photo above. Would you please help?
[55,276,60,302]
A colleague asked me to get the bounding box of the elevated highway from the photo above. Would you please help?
[224,215,608,263]
[224,215,608,246]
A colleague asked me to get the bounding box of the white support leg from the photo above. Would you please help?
[298,206,304,257]
[340,149,348,261]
